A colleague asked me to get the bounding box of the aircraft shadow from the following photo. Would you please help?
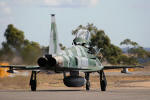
[37,89,83,92]
[0,89,103,92]
[0,89,83,92]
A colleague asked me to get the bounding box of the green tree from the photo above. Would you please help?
[4,24,25,52]
[120,39,139,54]
[117,54,138,65]
[129,46,147,58]
[0,24,42,64]
[120,38,150,64]
[131,42,138,48]
[120,39,132,46]
[0,24,25,62]
[121,39,149,59]
[120,39,131,54]
[21,42,42,64]
[72,24,122,64]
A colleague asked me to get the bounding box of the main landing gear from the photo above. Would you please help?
[85,73,90,91]
[30,71,37,91]
[99,70,107,91]
[85,70,107,91]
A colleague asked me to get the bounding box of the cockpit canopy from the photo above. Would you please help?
[73,29,91,46]
[76,29,91,41]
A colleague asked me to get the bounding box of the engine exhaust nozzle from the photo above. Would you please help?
[37,57,48,67]
[45,55,57,66]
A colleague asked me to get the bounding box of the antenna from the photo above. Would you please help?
[96,48,103,56]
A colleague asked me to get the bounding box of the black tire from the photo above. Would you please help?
[31,80,36,91]
[101,80,106,91]
[86,82,90,91]
[63,76,85,87]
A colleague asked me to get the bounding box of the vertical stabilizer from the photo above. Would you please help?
[49,14,59,54]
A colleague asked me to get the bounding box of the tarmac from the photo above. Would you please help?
[0,88,150,100]
[1,70,150,100]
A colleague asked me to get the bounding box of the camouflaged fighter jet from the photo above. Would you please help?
[0,14,143,91]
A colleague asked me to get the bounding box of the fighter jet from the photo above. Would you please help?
[0,14,143,91]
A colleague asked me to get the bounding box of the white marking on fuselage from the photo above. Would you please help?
[81,57,88,67]
[76,57,81,68]
[63,55,70,67]
[68,49,73,57]
[78,46,87,57]
[76,57,88,68]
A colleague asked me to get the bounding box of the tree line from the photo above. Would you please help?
[0,24,42,64]
[72,24,150,65]
[0,24,149,65]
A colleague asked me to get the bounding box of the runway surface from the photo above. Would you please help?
[0,88,150,100]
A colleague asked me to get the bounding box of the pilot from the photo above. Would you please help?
[72,29,90,46]
[72,29,98,55]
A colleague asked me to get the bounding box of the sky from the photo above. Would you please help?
[0,0,150,48]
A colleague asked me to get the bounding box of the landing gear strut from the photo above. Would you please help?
[30,71,37,91]
[85,73,90,91]
[99,70,107,91]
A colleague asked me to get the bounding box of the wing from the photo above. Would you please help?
[0,65,39,70]
[103,65,144,70]
[0,65,90,73]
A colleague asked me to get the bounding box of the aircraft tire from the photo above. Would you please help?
[101,80,106,91]
[86,82,90,90]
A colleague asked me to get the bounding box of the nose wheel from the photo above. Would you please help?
[30,71,37,91]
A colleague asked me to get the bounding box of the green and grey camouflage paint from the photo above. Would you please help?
[49,14,103,72]
[54,45,104,72]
